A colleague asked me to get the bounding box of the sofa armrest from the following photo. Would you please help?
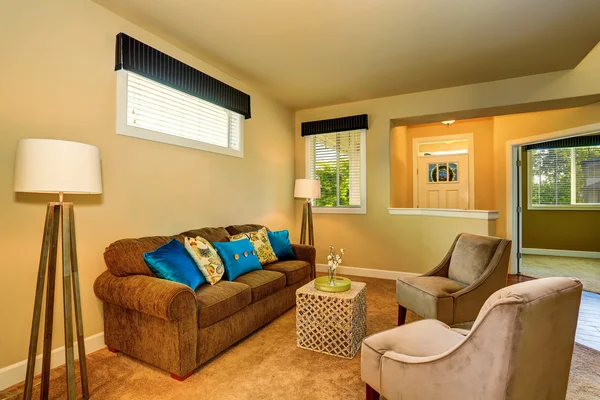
[292,244,316,280]
[94,271,197,321]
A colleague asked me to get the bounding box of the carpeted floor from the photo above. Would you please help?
[521,254,600,294]
[4,276,600,399]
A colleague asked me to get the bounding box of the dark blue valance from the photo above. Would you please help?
[115,33,251,119]
[301,114,368,137]
[525,134,600,150]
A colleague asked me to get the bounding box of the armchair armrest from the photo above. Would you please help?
[94,271,197,321]
[292,243,316,279]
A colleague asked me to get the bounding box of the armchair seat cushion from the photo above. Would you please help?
[263,260,311,286]
[233,270,286,303]
[396,276,467,324]
[195,281,251,328]
[361,320,465,392]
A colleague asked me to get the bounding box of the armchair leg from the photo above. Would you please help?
[398,305,407,326]
[366,384,380,400]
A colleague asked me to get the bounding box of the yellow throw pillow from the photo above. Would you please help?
[228,227,278,265]
[184,236,225,285]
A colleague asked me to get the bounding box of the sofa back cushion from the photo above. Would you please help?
[179,227,230,243]
[104,235,184,277]
[448,233,502,285]
[225,224,267,236]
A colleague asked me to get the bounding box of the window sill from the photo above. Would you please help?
[312,207,366,215]
[387,208,499,220]
[528,205,600,211]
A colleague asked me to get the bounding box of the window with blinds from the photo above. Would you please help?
[116,71,244,157]
[529,145,600,208]
[307,129,366,213]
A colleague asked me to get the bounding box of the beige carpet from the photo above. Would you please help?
[521,254,600,294]
[4,276,599,399]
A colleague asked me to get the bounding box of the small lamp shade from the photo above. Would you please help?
[294,179,321,199]
[14,139,102,194]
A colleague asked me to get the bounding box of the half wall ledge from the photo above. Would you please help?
[388,208,499,220]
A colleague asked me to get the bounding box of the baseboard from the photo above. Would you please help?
[521,248,600,259]
[0,332,105,391]
[316,264,406,280]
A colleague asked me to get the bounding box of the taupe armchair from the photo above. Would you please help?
[363,277,583,400]
[396,233,511,326]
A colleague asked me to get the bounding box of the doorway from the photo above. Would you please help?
[509,126,600,350]
[413,134,474,209]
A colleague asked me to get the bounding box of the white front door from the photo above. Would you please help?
[417,155,469,209]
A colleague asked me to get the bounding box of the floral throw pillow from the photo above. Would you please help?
[184,236,225,285]
[228,227,278,265]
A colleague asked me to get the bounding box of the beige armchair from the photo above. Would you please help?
[396,233,511,326]
[362,277,583,400]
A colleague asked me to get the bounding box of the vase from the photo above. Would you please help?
[328,265,337,286]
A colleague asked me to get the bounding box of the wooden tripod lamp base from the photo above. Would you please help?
[299,200,315,246]
[23,202,89,400]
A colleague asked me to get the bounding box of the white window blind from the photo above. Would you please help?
[117,71,244,157]
[529,145,600,207]
[307,130,365,210]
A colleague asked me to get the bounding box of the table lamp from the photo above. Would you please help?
[15,138,102,400]
[294,179,321,247]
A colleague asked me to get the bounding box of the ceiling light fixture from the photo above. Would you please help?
[441,120,455,127]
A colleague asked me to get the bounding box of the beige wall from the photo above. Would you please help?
[390,118,494,209]
[520,130,600,253]
[296,116,495,271]
[0,1,295,369]
[295,42,600,273]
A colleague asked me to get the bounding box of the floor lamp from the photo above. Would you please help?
[294,179,321,247]
[14,139,102,400]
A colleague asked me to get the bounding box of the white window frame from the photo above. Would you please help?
[527,148,600,210]
[305,129,367,214]
[116,70,244,158]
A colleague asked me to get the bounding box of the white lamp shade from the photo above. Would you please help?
[294,179,321,199]
[14,139,103,194]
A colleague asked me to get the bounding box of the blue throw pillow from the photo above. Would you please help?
[213,239,262,281]
[267,230,295,260]
[143,239,206,289]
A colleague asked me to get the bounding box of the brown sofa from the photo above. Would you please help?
[94,224,315,380]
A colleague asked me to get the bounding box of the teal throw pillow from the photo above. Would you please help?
[267,230,295,260]
[143,239,206,289]
[213,239,262,281]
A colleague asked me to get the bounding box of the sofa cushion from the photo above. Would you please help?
[228,227,278,265]
[225,224,267,236]
[213,239,262,281]
[267,230,295,260]
[448,233,502,285]
[104,235,183,277]
[184,236,225,285]
[263,260,310,286]
[143,238,206,289]
[179,227,230,243]
[234,270,286,303]
[396,276,467,324]
[195,281,251,328]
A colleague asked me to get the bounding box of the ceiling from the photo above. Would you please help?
[94,0,600,110]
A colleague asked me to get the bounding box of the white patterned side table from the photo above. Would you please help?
[296,280,367,359]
